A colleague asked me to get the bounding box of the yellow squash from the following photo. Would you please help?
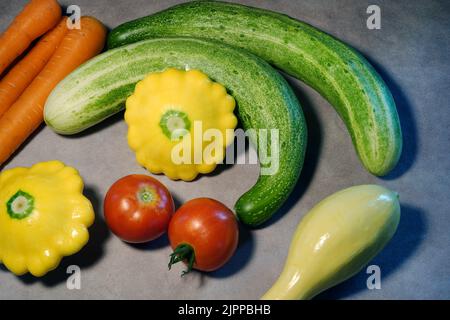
[125,68,237,181]
[262,185,400,300]
[0,161,94,277]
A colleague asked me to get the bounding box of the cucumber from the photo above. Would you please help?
[44,37,307,227]
[108,0,402,176]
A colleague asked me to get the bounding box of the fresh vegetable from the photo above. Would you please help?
[125,68,237,181]
[0,160,94,277]
[0,16,106,166]
[168,198,238,275]
[44,37,306,227]
[104,175,175,243]
[0,0,61,75]
[261,185,400,300]
[108,0,403,177]
[0,18,68,118]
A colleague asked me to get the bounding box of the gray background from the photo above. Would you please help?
[0,0,449,299]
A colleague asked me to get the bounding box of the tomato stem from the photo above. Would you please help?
[168,243,196,277]
[137,186,157,205]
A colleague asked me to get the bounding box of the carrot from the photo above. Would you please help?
[0,0,61,75]
[0,18,68,118]
[0,16,106,166]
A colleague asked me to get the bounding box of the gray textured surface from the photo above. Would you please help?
[0,0,449,300]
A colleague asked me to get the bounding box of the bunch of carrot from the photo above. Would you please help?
[0,0,106,166]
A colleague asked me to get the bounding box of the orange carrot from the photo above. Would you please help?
[0,0,61,75]
[0,18,68,118]
[0,16,106,165]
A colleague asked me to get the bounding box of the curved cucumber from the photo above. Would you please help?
[44,37,307,227]
[108,0,402,176]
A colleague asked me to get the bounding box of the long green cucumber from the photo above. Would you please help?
[108,0,402,176]
[44,37,306,227]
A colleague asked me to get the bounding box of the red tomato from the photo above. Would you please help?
[104,175,174,243]
[168,198,239,274]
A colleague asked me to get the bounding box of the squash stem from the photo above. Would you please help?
[159,110,191,140]
[6,190,35,220]
[168,243,196,277]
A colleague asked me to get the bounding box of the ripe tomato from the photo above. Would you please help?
[168,198,239,274]
[104,175,174,243]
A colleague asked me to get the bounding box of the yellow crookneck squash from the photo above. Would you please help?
[125,68,237,181]
[262,185,401,300]
[0,161,94,277]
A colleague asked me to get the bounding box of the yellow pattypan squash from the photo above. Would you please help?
[125,68,237,181]
[0,161,94,277]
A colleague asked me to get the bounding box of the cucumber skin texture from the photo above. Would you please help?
[108,0,402,177]
[44,38,307,227]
